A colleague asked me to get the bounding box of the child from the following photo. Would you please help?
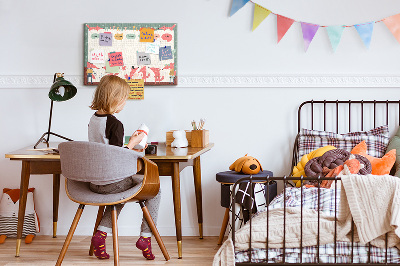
[88,75,161,260]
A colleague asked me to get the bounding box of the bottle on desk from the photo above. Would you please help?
[134,123,149,150]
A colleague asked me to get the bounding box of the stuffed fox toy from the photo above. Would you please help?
[230,154,263,175]
[0,188,39,244]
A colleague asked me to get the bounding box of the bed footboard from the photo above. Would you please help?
[231,175,397,265]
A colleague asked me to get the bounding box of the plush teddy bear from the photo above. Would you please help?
[0,188,39,244]
[171,130,188,148]
[230,154,263,175]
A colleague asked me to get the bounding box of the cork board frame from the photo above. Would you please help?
[84,23,177,86]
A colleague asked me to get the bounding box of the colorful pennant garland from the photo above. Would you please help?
[230,0,400,52]
[253,4,271,31]
[326,26,345,53]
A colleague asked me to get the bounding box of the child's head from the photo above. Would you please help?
[90,75,130,114]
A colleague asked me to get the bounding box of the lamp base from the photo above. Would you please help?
[33,132,73,149]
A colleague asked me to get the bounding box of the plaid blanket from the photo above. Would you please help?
[236,242,400,263]
[235,186,400,263]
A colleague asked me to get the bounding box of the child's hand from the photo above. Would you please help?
[133,143,148,153]
[126,131,145,150]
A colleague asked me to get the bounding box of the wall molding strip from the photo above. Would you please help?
[0,75,399,88]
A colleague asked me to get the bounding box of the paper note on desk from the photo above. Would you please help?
[26,147,59,154]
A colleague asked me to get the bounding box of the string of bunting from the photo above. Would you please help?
[230,0,400,52]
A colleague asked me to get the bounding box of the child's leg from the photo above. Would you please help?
[136,188,161,260]
[89,177,135,259]
[92,204,124,259]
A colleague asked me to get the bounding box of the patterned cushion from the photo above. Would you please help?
[296,125,390,164]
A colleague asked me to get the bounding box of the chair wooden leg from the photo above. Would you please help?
[218,208,230,245]
[139,201,170,261]
[111,205,119,266]
[56,204,85,266]
[89,206,105,256]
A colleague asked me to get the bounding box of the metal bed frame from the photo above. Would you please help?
[232,100,400,265]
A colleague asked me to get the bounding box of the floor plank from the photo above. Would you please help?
[0,236,222,265]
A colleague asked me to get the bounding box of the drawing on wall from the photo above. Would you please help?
[84,23,177,86]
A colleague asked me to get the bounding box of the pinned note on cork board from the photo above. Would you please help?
[127,79,144,100]
[84,23,177,86]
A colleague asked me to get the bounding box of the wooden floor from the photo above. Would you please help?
[0,236,223,265]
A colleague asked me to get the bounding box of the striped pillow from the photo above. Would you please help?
[296,125,390,164]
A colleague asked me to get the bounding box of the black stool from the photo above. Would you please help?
[216,170,276,245]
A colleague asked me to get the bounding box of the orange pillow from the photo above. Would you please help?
[351,140,396,175]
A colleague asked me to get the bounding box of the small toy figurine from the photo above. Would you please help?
[230,154,263,175]
[171,130,188,148]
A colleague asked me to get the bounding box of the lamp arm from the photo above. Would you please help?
[46,100,54,143]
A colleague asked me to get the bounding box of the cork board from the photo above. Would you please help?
[84,23,177,86]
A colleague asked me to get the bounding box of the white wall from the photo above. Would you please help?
[1,0,400,236]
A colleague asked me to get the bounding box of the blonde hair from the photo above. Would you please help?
[90,75,130,114]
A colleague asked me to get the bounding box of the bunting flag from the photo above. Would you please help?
[253,4,271,31]
[383,14,400,44]
[229,0,400,52]
[354,22,374,49]
[301,22,319,52]
[230,0,250,17]
[277,15,295,43]
[326,26,345,52]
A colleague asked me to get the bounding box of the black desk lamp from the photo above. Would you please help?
[34,73,77,149]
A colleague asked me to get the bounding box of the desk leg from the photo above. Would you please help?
[171,162,182,259]
[53,174,60,238]
[16,161,31,257]
[193,157,203,239]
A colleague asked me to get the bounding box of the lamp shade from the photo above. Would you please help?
[49,76,77,102]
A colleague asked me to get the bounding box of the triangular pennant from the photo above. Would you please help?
[277,15,295,43]
[326,25,345,52]
[383,14,400,44]
[252,4,271,31]
[354,22,374,49]
[301,22,320,52]
[230,0,250,17]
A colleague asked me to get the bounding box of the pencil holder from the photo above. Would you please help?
[191,130,209,148]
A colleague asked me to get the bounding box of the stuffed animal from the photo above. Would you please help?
[171,130,188,148]
[230,154,263,175]
[0,188,39,244]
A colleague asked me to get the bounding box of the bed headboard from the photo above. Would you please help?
[292,100,400,169]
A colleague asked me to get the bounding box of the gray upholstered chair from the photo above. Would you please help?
[55,141,169,266]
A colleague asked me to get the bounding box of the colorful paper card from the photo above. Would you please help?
[84,23,177,86]
[159,46,173,60]
[108,52,124,67]
[127,79,144,100]
[140,28,155,42]
[137,52,151,65]
[89,50,105,64]
[99,32,113,46]
[105,61,120,73]
[145,41,160,54]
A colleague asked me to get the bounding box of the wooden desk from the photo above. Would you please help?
[5,142,213,259]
